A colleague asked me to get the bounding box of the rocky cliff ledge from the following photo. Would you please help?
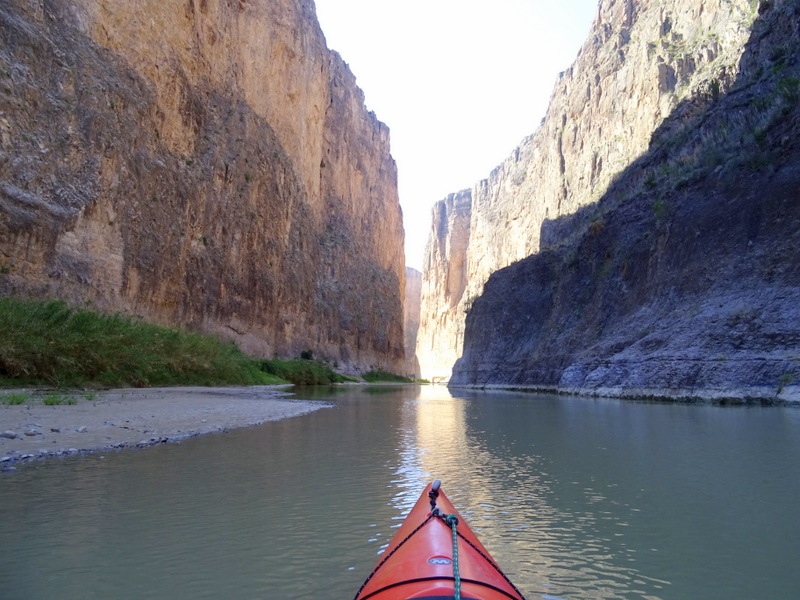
[451,0,800,402]
[0,0,405,372]
[418,0,761,381]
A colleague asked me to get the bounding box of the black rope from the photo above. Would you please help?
[448,525,528,600]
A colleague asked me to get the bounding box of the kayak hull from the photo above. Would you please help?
[353,482,526,600]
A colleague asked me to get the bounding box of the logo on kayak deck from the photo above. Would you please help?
[428,556,453,565]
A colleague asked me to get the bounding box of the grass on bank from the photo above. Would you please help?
[42,392,77,405]
[1,391,28,405]
[1,390,99,405]
[0,297,282,388]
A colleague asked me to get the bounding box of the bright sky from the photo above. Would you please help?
[313,0,599,270]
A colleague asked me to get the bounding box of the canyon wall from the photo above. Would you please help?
[451,0,800,401]
[418,0,760,381]
[0,0,405,372]
[403,267,421,377]
[417,190,471,380]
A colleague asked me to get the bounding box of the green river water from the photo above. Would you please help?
[1,385,799,599]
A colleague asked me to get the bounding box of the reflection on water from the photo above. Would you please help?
[391,388,672,599]
[1,386,799,600]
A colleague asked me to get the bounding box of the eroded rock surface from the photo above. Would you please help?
[451,0,800,402]
[0,0,405,371]
[419,0,760,381]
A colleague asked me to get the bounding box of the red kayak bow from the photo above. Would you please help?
[353,481,527,600]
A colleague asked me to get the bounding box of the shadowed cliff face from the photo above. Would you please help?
[451,0,800,402]
[418,0,760,381]
[0,0,405,371]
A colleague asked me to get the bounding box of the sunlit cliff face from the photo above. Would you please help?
[0,0,406,371]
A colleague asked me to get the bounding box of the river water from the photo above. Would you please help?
[1,385,799,600]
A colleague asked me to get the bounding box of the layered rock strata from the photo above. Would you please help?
[451,0,800,402]
[418,0,759,381]
[0,0,405,371]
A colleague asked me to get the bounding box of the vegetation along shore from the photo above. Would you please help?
[0,297,413,470]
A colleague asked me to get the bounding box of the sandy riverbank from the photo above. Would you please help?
[0,386,327,468]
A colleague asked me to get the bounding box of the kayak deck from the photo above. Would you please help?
[353,481,526,600]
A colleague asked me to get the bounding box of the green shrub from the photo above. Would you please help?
[709,79,721,102]
[362,370,412,383]
[777,76,800,104]
[259,358,346,385]
[652,198,670,222]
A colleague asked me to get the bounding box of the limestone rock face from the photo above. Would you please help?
[0,0,405,371]
[417,190,472,381]
[403,267,421,377]
[451,0,800,401]
[418,0,758,380]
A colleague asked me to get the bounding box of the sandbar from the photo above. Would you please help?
[0,386,327,467]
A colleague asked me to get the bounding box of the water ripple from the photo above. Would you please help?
[2,387,799,599]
